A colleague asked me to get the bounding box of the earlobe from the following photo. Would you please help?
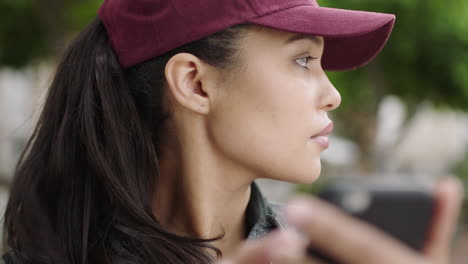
[165,53,210,114]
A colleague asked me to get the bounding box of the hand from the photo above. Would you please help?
[217,177,463,264]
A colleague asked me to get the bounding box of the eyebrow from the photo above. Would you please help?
[284,34,322,45]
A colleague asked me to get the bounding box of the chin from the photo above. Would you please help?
[298,159,322,184]
[275,163,322,185]
[289,172,321,184]
[256,157,322,184]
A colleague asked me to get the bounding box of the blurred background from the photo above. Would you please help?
[0,0,467,262]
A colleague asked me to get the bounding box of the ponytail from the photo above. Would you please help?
[4,18,251,264]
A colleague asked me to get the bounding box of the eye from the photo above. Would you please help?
[295,56,319,69]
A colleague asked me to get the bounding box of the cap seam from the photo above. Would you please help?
[245,0,261,16]
[247,4,313,20]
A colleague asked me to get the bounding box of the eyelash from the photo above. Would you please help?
[295,56,319,69]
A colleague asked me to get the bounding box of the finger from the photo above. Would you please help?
[218,230,306,264]
[423,176,464,262]
[284,197,423,264]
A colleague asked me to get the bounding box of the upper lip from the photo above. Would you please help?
[312,122,334,138]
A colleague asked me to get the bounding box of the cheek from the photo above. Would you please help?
[207,67,323,183]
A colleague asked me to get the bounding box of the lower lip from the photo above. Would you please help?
[311,136,329,148]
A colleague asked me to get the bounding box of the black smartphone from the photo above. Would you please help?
[307,178,435,263]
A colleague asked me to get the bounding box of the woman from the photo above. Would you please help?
[3,0,463,263]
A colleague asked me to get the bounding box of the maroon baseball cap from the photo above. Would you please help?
[98,0,395,71]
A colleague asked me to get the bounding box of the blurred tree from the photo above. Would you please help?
[323,0,468,107]
[0,0,101,68]
[67,0,104,31]
[0,0,47,67]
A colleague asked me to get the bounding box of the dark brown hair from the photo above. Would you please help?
[4,18,250,264]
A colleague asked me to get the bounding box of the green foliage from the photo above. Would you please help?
[321,0,468,110]
[0,0,102,68]
[67,0,103,31]
[0,0,47,68]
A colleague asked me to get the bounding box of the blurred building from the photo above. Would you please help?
[0,65,51,247]
[0,65,50,182]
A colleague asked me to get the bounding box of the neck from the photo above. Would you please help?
[153,122,256,256]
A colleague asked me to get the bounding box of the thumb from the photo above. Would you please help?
[423,176,464,263]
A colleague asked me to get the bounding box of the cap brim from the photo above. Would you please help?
[247,6,395,71]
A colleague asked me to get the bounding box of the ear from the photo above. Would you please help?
[165,53,212,114]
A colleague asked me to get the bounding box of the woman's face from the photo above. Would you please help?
[207,26,341,184]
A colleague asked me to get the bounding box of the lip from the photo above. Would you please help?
[312,122,334,137]
[311,122,334,148]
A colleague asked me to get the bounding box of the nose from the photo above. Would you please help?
[320,72,341,112]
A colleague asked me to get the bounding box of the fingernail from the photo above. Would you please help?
[436,176,465,196]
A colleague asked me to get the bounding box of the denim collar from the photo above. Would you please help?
[246,182,285,239]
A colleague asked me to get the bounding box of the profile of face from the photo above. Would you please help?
[165,26,341,185]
